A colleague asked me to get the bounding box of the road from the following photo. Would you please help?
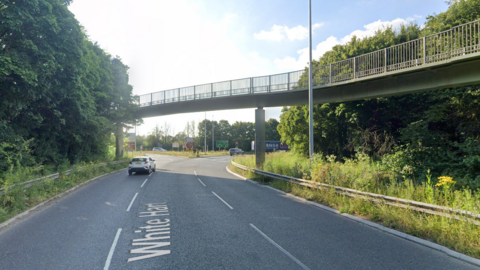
[0,154,477,269]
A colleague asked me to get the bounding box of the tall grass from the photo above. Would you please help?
[0,158,129,224]
[232,152,480,258]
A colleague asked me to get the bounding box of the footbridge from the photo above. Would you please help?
[135,20,480,167]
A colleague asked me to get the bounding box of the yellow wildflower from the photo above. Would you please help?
[435,176,456,189]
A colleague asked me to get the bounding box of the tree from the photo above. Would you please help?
[265,119,281,141]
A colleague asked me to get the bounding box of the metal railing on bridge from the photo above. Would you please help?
[138,19,480,107]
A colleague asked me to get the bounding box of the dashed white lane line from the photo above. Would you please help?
[249,224,310,270]
[104,228,122,270]
[197,178,206,187]
[126,193,138,212]
[141,179,148,188]
[212,191,233,210]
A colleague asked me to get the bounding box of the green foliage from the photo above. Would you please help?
[0,0,141,174]
[424,0,480,34]
[278,1,480,188]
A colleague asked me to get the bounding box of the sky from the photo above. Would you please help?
[68,0,449,137]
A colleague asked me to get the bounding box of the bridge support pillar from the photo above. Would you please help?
[255,107,265,169]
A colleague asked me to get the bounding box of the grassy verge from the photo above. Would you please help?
[0,160,128,224]
[230,152,480,259]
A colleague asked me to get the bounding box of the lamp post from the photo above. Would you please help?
[308,0,314,164]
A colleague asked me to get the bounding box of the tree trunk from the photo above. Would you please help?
[115,122,124,159]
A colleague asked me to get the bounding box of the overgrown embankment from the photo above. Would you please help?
[0,160,128,224]
[232,152,480,258]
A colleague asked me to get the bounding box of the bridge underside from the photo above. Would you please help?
[134,55,480,168]
[136,56,480,119]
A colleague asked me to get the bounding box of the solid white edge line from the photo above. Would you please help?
[141,179,148,188]
[197,178,206,187]
[104,228,122,270]
[249,224,310,270]
[126,193,138,212]
[212,191,233,209]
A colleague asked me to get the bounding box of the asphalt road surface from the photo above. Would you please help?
[0,154,478,270]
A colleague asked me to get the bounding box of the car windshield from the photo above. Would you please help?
[132,158,147,162]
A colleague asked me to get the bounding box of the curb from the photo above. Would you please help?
[226,165,248,180]
[0,168,126,232]
[225,166,480,268]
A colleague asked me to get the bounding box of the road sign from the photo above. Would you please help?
[185,137,194,142]
[185,142,195,149]
[172,142,179,148]
[216,140,228,148]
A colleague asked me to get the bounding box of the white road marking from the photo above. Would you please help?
[126,193,139,212]
[169,158,173,161]
[104,228,122,270]
[141,179,148,188]
[212,192,233,209]
[249,224,310,270]
[197,178,206,187]
[135,230,141,233]
[194,171,197,176]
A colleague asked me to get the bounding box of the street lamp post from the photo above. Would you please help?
[308,0,314,164]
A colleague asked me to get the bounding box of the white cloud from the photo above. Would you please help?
[254,23,323,41]
[274,18,412,70]
[274,36,340,70]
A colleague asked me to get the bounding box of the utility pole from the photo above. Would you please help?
[308,0,314,165]
[212,115,215,152]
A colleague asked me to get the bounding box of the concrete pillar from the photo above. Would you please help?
[255,107,265,169]
[115,122,124,159]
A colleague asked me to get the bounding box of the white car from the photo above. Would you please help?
[128,156,156,175]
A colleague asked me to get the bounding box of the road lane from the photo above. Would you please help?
[0,154,477,269]
[188,155,479,270]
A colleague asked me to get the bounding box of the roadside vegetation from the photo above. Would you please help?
[0,157,129,225]
[231,151,480,258]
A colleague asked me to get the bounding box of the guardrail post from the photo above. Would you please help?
[230,80,232,96]
[150,93,153,106]
[163,91,166,104]
[194,86,196,100]
[211,83,214,98]
[423,36,427,64]
[178,88,180,102]
[384,48,387,73]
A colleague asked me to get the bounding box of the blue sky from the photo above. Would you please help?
[68,0,449,136]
